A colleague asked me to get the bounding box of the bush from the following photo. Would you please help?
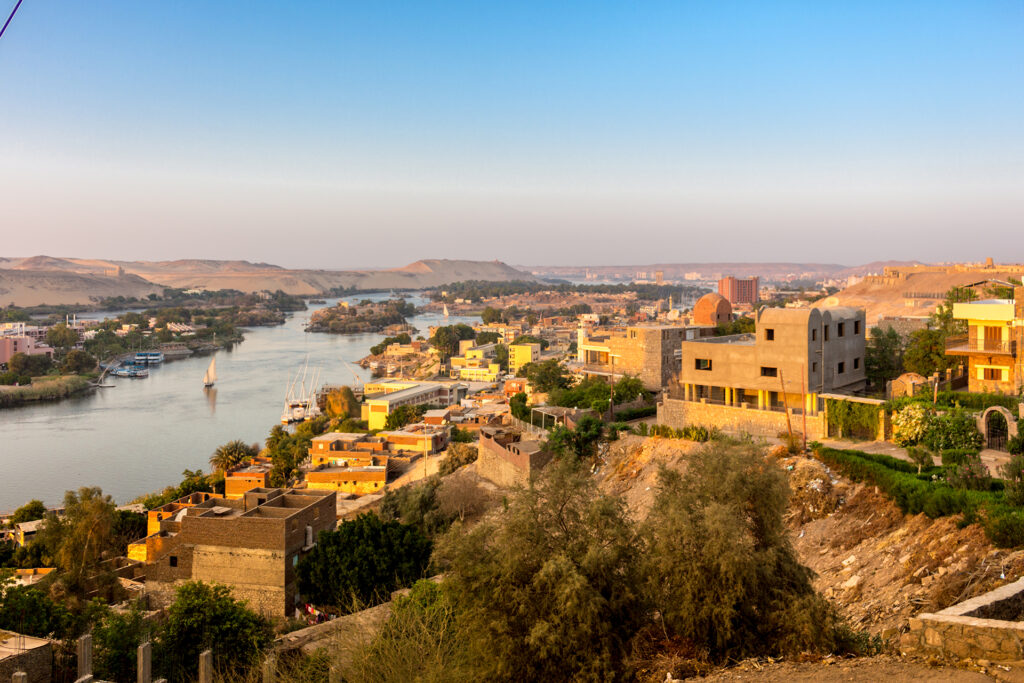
[1008,433,1024,456]
[438,443,477,476]
[891,403,931,446]
[297,514,432,610]
[985,506,1024,548]
[922,408,983,452]
[614,405,657,421]
[941,448,979,468]
[1001,455,1024,507]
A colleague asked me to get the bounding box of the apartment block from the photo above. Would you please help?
[136,488,336,617]
[508,342,541,375]
[718,276,760,305]
[945,287,1024,394]
[360,380,468,430]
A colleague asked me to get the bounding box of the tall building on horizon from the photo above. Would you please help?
[718,276,760,305]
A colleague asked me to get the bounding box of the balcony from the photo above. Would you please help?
[945,335,1016,356]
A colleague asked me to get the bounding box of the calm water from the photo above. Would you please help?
[0,293,474,511]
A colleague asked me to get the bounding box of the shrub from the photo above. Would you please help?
[891,403,932,446]
[922,408,983,452]
[1008,434,1024,456]
[906,446,934,474]
[438,443,477,476]
[986,506,1024,548]
[940,448,979,468]
[1001,455,1024,507]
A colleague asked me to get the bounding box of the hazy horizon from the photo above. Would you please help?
[1,2,1021,267]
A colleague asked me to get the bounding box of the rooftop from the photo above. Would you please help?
[0,630,52,661]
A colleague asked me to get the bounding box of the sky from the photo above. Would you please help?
[0,1,1022,268]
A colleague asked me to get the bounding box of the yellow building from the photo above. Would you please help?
[360,380,469,430]
[508,343,541,375]
[946,296,1024,394]
[448,343,502,382]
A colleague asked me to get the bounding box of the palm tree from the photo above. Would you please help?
[210,439,259,473]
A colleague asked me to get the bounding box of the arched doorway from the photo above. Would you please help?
[987,410,1009,451]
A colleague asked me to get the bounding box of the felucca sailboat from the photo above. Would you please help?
[203,357,217,388]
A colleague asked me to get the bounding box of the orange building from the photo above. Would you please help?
[224,458,273,499]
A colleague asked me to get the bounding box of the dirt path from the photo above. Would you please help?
[694,655,1003,682]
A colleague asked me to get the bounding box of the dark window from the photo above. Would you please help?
[812,361,818,373]
[765,328,775,341]
[760,366,778,377]
[695,358,712,371]
[984,367,1003,381]
[824,326,830,341]
[838,362,845,374]
[838,323,845,337]
[854,320,861,335]
[169,556,178,568]
[854,357,861,370]
[812,328,817,341]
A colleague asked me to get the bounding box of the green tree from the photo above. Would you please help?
[904,328,957,377]
[9,499,46,525]
[60,349,97,374]
[511,334,549,350]
[522,359,569,392]
[7,352,52,376]
[94,604,149,682]
[325,385,360,419]
[45,323,79,349]
[430,324,476,359]
[474,331,501,345]
[509,392,530,421]
[155,581,273,682]
[435,458,645,681]
[865,326,903,389]
[379,477,456,538]
[384,405,424,430]
[297,514,432,610]
[0,584,70,638]
[480,306,502,324]
[209,439,260,473]
[42,487,119,592]
[612,375,646,403]
[642,443,840,660]
[545,414,604,461]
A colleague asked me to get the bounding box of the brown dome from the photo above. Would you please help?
[693,293,732,326]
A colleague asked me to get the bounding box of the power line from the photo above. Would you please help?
[0,0,24,42]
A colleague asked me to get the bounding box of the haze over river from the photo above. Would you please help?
[0,293,475,511]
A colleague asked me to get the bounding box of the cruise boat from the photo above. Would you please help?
[134,351,165,364]
[112,363,149,378]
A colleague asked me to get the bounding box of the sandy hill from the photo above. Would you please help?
[0,256,535,306]
[526,261,923,281]
[0,268,162,307]
[815,263,1024,324]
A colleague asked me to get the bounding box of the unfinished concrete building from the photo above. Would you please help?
[577,325,691,391]
[135,488,336,617]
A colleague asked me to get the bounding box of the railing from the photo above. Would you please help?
[945,335,1015,355]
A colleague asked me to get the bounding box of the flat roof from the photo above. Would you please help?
[1,631,52,660]
[685,333,755,345]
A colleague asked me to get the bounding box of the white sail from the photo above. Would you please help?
[443,304,449,317]
[203,357,217,386]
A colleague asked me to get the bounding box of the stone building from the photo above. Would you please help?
[0,631,53,682]
[718,275,760,305]
[135,488,336,617]
[476,427,550,487]
[659,307,865,437]
[577,325,691,391]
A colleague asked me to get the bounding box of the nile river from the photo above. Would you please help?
[0,293,475,511]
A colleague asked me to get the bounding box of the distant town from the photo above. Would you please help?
[5,256,1024,680]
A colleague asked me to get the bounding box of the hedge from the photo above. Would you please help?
[815,446,1024,547]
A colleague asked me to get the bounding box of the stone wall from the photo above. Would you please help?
[0,638,52,683]
[476,442,529,488]
[901,577,1024,661]
[657,397,826,440]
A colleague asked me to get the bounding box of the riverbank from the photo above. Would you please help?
[0,375,94,408]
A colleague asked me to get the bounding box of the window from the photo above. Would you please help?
[812,362,818,373]
[824,326,830,341]
[169,556,178,568]
[983,367,1005,381]
[695,358,712,371]
[854,320,861,335]
[854,357,861,370]
[812,328,817,341]
[765,328,775,341]
[838,323,845,337]
[838,362,845,374]
[760,366,778,377]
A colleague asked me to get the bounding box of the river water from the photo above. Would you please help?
[0,293,475,511]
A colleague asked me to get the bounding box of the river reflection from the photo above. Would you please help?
[0,293,474,510]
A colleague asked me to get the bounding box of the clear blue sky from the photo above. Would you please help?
[1,1,1021,268]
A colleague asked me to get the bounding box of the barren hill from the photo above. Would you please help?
[815,262,1024,324]
[0,256,535,306]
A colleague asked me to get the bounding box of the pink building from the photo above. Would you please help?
[0,333,53,366]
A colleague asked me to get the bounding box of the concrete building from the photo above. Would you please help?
[135,488,336,617]
[360,380,468,430]
[718,276,760,305]
[945,288,1024,394]
[0,323,54,366]
[0,631,53,683]
[659,307,866,437]
[508,342,541,375]
[577,325,690,391]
